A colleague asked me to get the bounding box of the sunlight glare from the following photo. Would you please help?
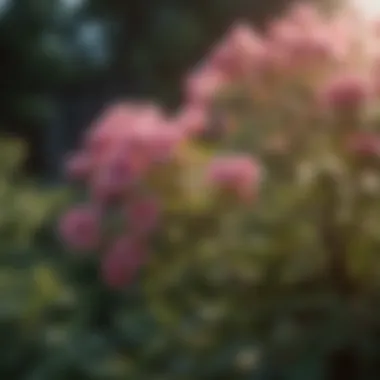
[349,0,380,20]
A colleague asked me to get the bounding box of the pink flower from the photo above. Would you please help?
[127,196,160,235]
[110,108,174,161]
[319,73,372,111]
[91,152,140,203]
[101,236,147,289]
[175,105,208,136]
[296,30,333,61]
[209,23,267,77]
[83,102,181,203]
[85,103,137,154]
[206,155,261,202]
[185,65,228,106]
[85,102,165,159]
[346,132,380,157]
[58,205,101,251]
[286,2,321,26]
[146,126,184,164]
[64,152,92,181]
[267,19,336,68]
[325,13,358,63]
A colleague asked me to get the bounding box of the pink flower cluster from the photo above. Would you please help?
[183,3,380,112]
[59,101,260,288]
[184,2,380,156]
[59,2,380,289]
[59,103,180,287]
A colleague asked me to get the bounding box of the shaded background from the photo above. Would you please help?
[0,0,295,178]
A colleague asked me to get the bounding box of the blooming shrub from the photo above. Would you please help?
[60,2,380,376]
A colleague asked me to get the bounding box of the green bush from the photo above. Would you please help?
[58,3,380,379]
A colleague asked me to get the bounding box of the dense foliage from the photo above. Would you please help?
[0,137,70,378]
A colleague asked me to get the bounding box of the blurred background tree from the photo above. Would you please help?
[0,0,120,175]
[0,0,304,177]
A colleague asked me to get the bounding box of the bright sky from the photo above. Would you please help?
[0,0,10,17]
